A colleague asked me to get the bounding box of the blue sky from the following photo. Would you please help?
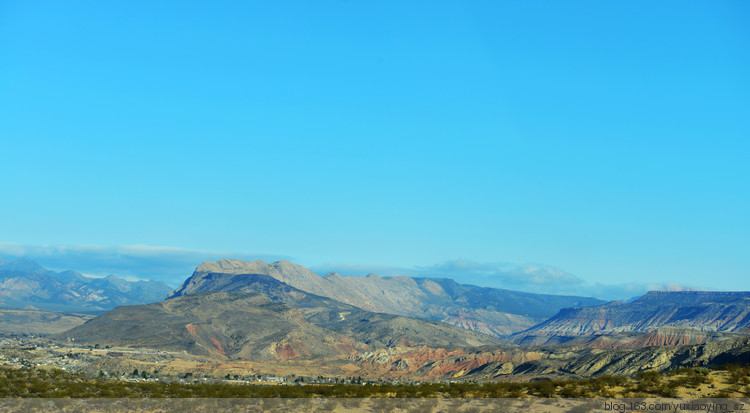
[1,1,748,299]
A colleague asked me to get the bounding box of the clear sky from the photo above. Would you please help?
[1,1,748,298]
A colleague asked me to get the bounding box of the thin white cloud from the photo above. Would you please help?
[309,262,419,277]
[312,259,707,301]
[0,242,290,286]
[417,259,585,286]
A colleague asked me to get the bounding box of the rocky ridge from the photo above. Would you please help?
[508,336,750,378]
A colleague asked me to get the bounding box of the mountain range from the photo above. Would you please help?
[0,258,173,313]
[169,259,605,336]
[59,272,500,360]
[8,258,750,346]
[5,257,750,380]
[52,259,750,379]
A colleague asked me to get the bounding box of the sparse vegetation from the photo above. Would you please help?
[1,365,749,398]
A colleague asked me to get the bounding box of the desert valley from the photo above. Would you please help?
[1,257,749,399]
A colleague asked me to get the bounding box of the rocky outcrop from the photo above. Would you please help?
[509,336,750,378]
[621,328,733,348]
[349,346,545,380]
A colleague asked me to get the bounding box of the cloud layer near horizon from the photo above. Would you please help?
[311,259,702,301]
[0,242,701,300]
[0,242,289,286]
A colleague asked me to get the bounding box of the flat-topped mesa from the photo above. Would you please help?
[169,259,330,299]
[193,259,316,280]
[511,290,750,343]
[634,290,750,306]
[193,259,273,275]
[643,290,750,296]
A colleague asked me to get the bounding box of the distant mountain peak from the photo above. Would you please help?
[0,258,45,273]
[0,260,173,312]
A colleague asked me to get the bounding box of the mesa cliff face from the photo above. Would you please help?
[511,291,750,345]
[170,259,604,336]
